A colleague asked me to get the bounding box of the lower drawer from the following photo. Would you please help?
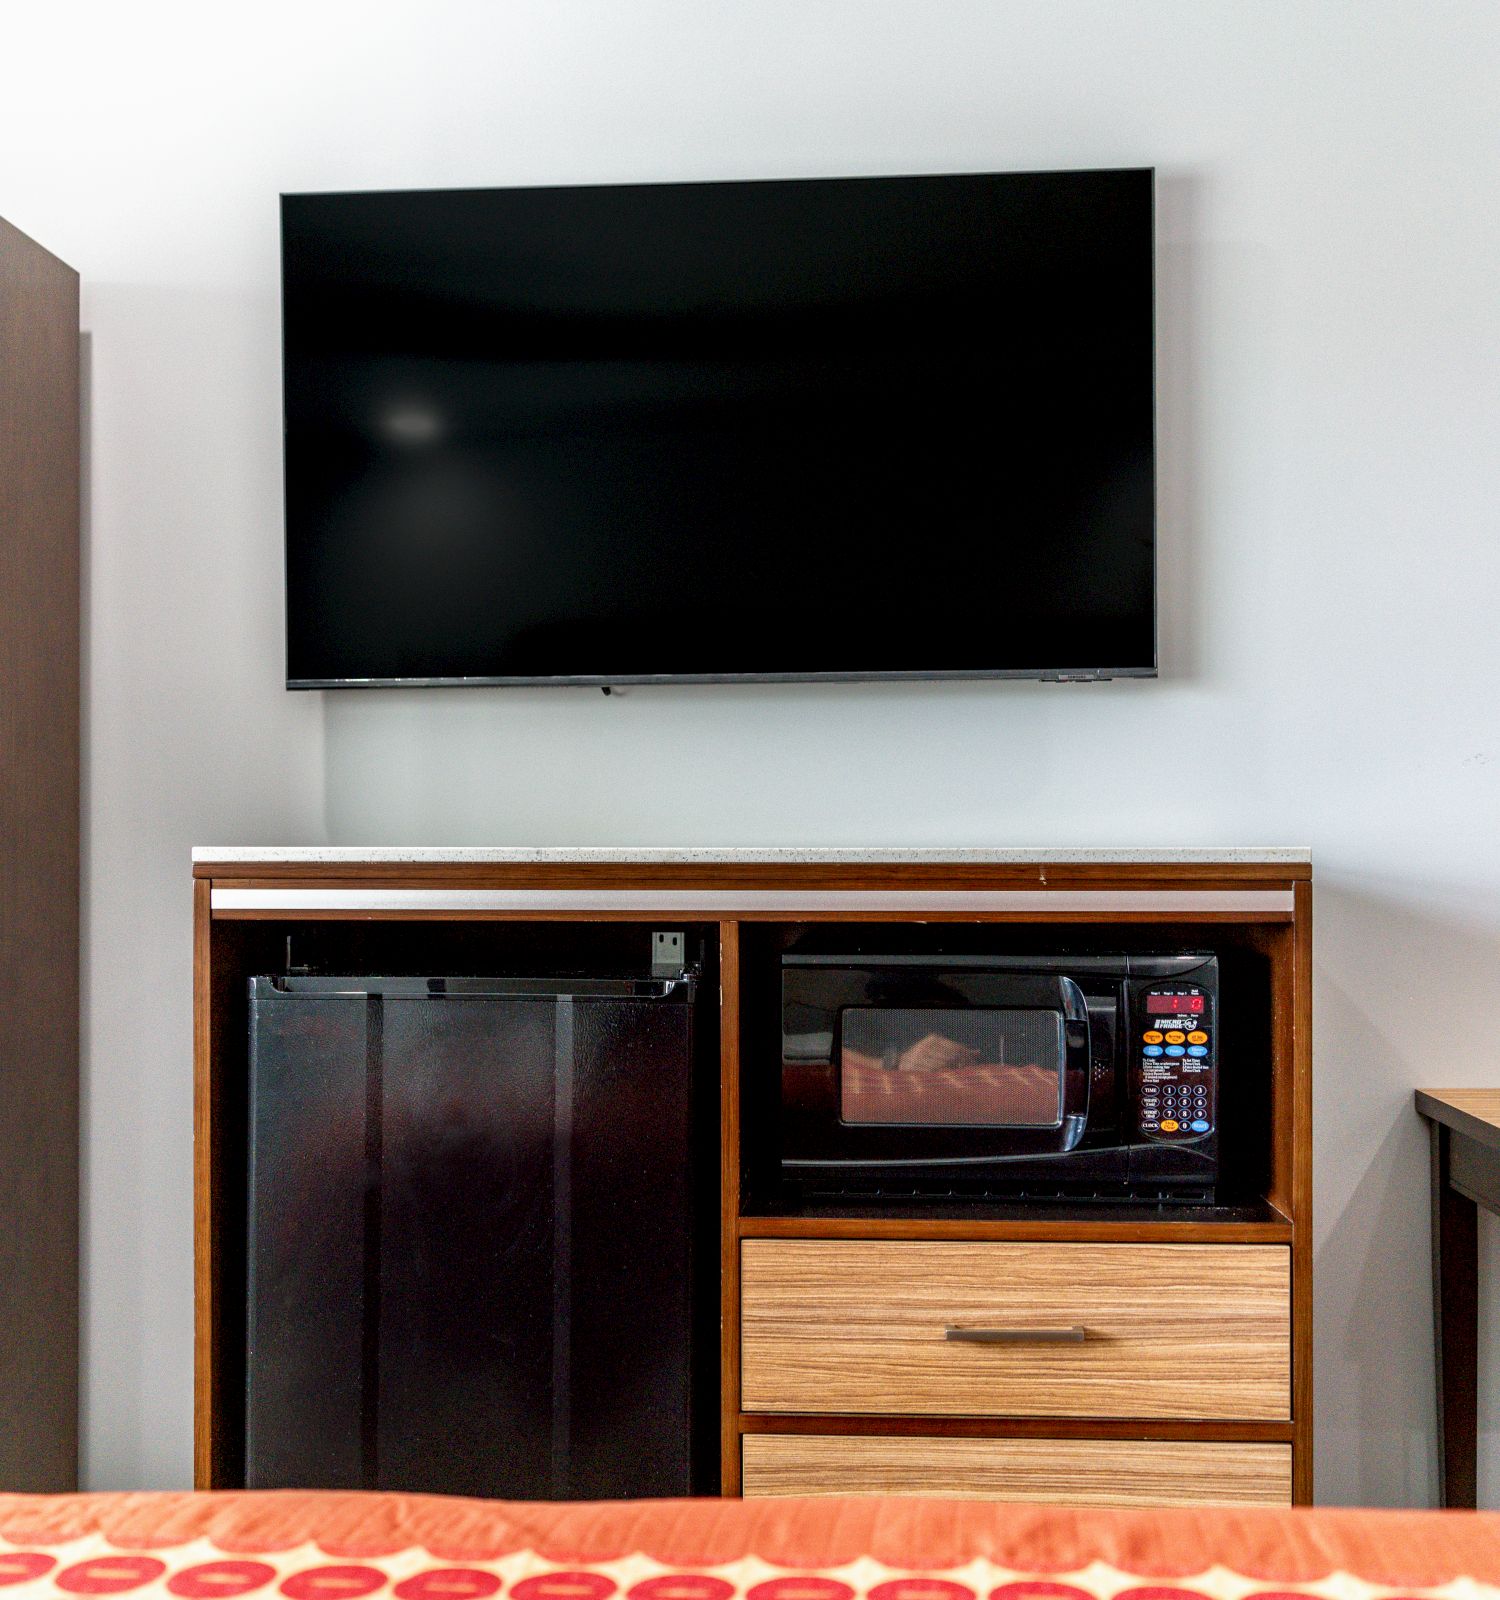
[741,1433,1293,1507]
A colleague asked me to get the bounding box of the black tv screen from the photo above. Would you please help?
[282,168,1155,686]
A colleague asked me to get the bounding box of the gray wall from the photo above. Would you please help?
[2,0,1498,1503]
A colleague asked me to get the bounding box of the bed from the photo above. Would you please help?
[2,1494,1498,1600]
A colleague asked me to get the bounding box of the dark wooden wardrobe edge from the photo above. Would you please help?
[0,217,80,1493]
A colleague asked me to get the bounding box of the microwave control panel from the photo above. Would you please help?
[1135,985,1214,1140]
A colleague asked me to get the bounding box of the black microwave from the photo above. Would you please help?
[777,951,1220,1204]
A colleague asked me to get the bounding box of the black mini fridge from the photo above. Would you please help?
[244,972,708,1499]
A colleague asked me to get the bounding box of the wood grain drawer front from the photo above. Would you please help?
[740,1240,1290,1420]
[741,1434,1293,1507]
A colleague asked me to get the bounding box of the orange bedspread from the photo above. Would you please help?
[2,1494,1499,1600]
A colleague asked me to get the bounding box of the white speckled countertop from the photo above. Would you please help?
[193,846,1311,864]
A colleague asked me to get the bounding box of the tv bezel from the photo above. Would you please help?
[280,166,1158,690]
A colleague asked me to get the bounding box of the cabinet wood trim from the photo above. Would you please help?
[192,878,216,1487]
[738,1414,1294,1441]
[719,920,743,1495]
[211,887,1295,916]
[739,1217,1293,1244]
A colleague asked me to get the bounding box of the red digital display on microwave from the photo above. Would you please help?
[1147,994,1205,1014]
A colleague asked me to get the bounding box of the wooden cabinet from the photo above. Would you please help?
[192,850,1312,1505]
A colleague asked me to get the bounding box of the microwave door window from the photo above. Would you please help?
[839,1007,1065,1128]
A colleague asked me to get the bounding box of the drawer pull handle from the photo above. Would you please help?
[944,1324,1087,1344]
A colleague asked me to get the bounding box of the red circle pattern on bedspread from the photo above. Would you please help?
[2,1494,1500,1600]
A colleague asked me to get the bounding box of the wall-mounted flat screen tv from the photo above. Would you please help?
[282,168,1155,687]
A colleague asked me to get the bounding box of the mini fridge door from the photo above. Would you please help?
[245,974,700,1499]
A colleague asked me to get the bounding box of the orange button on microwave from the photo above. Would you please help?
[1142,1030,1163,1044]
[1165,1030,1186,1044]
[1188,1030,1208,1044]
[1159,1119,1180,1132]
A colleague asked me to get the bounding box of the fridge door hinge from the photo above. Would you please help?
[651,930,686,978]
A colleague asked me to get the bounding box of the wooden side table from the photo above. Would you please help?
[1415,1089,1500,1507]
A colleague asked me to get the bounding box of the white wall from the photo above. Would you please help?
[3,0,1498,1504]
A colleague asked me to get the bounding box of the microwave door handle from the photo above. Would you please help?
[944,1324,1087,1344]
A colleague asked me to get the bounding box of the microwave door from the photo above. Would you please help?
[841,978,1089,1154]
[839,1006,1074,1133]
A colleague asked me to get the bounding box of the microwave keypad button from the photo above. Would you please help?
[1159,1119,1180,1132]
[1188,1030,1209,1044]
[1190,1119,1210,1133]
[1187,1045,1208,1057]
[1142,1030,1164,1044]
[1143,1045,1163,1057]
[1164,1030,1186,1044]
[1165,1045,1186,1057]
